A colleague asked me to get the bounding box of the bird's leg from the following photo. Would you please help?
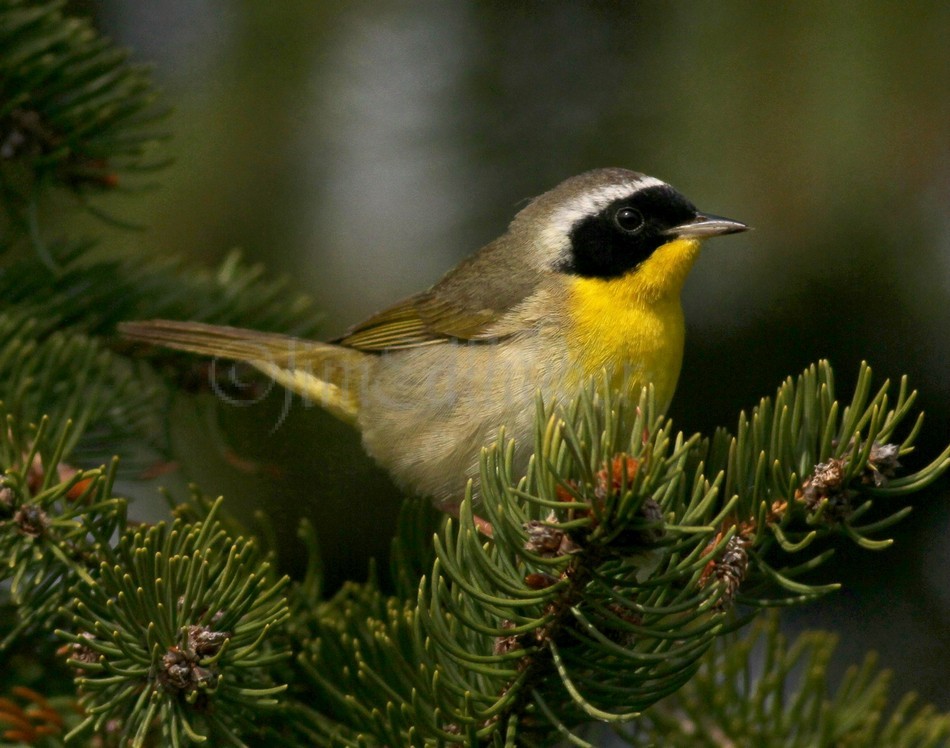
[442,502,494,538]
[473,514,494,538]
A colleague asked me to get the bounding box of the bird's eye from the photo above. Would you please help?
[614,207,644,233]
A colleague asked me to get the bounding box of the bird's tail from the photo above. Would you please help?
[119,320,370,423]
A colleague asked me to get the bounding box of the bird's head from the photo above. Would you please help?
[513,168,748,300]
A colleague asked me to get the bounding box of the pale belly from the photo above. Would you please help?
[355,306,685,506]
[357,339,553,504]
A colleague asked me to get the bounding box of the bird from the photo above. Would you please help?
[120,168,748,509]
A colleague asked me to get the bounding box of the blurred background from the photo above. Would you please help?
[73,0,949,707]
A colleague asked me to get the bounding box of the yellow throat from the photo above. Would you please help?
[566,238,702,412]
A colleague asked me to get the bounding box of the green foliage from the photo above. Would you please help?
[624,614,950,747]
[0,0,167,247]
[0,240,323,344]
[0,406,291,745]
[0,0,321,347]
[289,367,950,745]
[59,498,291,747]
[0,412,124,649]
[0,309,161,464]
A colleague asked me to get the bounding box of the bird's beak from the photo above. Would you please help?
[664,213,750,239]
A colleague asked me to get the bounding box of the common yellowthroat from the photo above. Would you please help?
[120,168,747,507]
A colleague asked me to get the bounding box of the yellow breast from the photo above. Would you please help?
[564,238,701,413]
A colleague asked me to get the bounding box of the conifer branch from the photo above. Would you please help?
[0,410,125,647]
[0,310,161,465]
[624,613,950,746]
[0,0,168,248]
[292,363,950,744]
[58,498,291,747]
